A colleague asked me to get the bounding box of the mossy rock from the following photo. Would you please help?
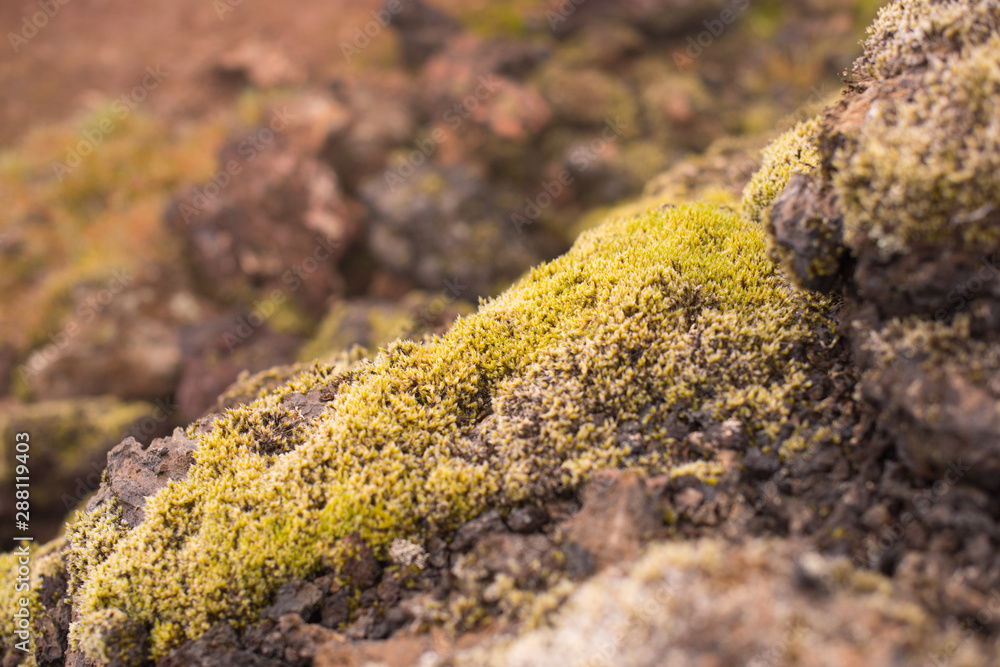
[33,201,844,662]
[0,397,158,542]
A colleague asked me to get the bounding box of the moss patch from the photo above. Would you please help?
[60,203,838,661]
[741,117,822,226]
[835,33,1000,253]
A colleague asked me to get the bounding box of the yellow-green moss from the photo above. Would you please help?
[834,34,1000,254]
[0,537,68,666]
[856,0,1000,81]
[741,118,822,226]
[860,313,1000,397]
[59,203,838,662]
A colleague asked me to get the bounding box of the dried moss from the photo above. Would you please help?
[52,203,838,662]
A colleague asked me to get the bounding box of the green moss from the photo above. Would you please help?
[856,0,1000,81]
[741,118,822,226]
[55,203,837,662]
[0,537,68,666]
[834,34,1000,254]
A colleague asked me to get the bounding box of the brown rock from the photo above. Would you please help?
[85,428,199,528]
[564,470,662,570]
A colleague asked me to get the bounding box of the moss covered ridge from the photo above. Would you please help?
[59,203,838,661]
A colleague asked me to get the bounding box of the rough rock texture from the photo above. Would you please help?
[736,1,1000,655]
[360,165,538,299]
[84,428,200,529]
[456,539,991,667]
[164,136,356,318]
[7,2,992,666]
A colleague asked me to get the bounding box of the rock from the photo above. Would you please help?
[503,506,549,534]
[319,76,416,194]
[360,165,537,299]
[175,311,305,421]
[164,133,355,317]
[548,0,731,38]
[19,274,190,403]
[389,0,463,68]
[262,579,323,622]
[85,428,199,528]
[158,623,280,667]
[213,39,307,89]
[564,471,662,570]
[0,397,161,542]
[457,539,990,666]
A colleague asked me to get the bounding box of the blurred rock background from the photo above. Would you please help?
[0,0,882,541]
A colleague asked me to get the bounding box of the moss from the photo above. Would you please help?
[741,118,822,227]
[860,313,1000,397]
[52,203,838,661]
[856,0,1000,81]
[0,537,68,666]
[834,33,1000,254]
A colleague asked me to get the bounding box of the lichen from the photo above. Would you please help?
[741,118,822,226]
[53,203,839,662]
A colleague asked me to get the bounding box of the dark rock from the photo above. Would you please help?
[175,312,304,421]
[262,579,323,622]
[335,534,382,590]
[504,505,549,534]
[158,623,279,667]
[389,0,462,68]
[449,510,508,552]
[360,165,537,299]
[164,135,355,318]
